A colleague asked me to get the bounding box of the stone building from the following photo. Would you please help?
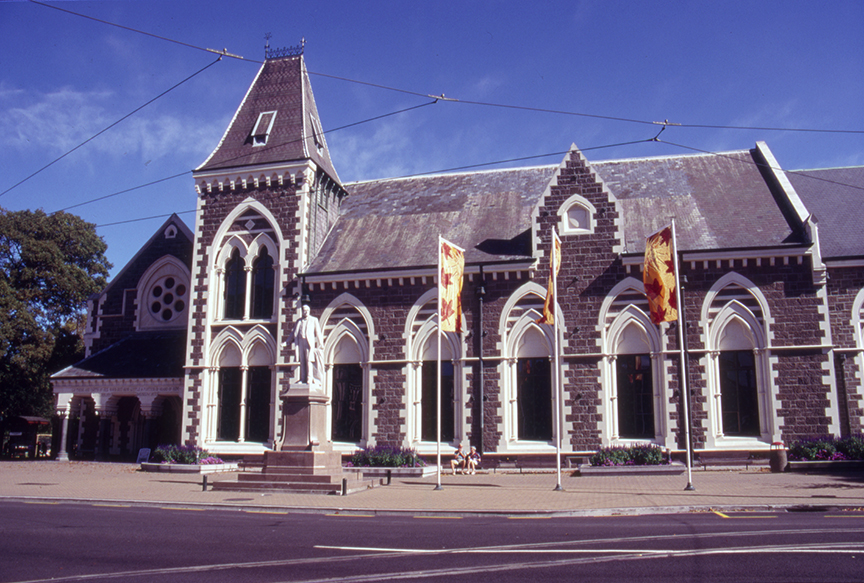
[52,49,864,463]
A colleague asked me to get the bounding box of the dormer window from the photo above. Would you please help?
[251,111,277,146]
[310,115,324,153]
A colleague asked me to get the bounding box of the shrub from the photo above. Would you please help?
[348,444,426,468]
[787,435,864,461]
[151,444,223,465]
[590,444,668,467]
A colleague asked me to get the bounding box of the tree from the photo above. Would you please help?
[0,208,111,421]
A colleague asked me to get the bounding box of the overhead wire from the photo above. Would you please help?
[27,0,258,63]
[0,56,223,199]
[29,0,863,136]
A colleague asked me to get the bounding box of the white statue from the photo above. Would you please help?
[284,304,324,387]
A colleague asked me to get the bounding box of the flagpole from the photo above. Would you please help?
[436,236,443,490]
[552,229,563,492]
[670,219,695,491]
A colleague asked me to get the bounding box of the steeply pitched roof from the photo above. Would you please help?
[593,149,801,253]
[787,166,864,259]
[196,55,340,183]
[306,146,808,276]
[306,166,557,273]
[52,330,187,380]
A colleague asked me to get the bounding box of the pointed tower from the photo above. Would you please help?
[183,48,347,456]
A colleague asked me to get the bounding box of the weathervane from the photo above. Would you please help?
[265,36,306,60]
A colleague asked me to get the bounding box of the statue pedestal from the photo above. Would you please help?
[213,381,371,494]
[278,382,329,451]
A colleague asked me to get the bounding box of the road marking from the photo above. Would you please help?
[91,503,130,508]
[22,501,58,505]
[326,513,376,518]
[508,516,552,520]
[413,515,462,520]
[246,510,289,515]
[712,511,776,519]
[160,507,205,511]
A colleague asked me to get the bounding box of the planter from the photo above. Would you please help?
[140,462,239,474]
[577,461,687,476]
[786,460,864,473]
[344,465,439,478]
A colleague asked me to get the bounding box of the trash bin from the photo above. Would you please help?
[770,442,787,473]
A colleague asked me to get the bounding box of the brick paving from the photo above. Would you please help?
[2,461,864,516]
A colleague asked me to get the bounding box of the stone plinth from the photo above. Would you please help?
[212,382,372,495]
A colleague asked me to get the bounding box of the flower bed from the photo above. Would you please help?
[345,444,427,468]
[139,444,238,473]
[589,444,670,467]
[787,435,864,462]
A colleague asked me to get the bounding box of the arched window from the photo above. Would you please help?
[516,328,553,441]
[421,359,455,443]
[251,246,274,319]
[331,335,363,443]
[717,320,760,437]
[223,248,245,320]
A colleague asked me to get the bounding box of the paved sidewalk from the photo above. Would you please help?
[2,461,863,516]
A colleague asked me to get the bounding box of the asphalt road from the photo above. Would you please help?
[1,501,863,582]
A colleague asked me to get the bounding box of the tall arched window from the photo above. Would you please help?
[515,327,553,442]
[517,355,552,440]
[421,360,455,442]
[251,247,274,319]
[331,335,364,443]
[224,248,245,320]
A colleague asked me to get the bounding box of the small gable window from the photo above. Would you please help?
[310,115,325,152]
[558,194,596,236]
[251,111,277,146]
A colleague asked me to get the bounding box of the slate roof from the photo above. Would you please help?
[52,330,187,380]
[593,149,800,254]
[786,166,864,259]
[306,147,807,275]
[306,166,557,273]
[196,55,341,183]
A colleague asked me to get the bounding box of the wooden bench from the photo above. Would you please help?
[695,451,767,470]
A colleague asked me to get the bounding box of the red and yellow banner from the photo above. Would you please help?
[644,225,678,324]
[439,238,465,333]
[538,230,562,325]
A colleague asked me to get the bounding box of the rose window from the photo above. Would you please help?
[148,276,187,322]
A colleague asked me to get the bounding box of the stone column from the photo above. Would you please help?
[55,393,73,462]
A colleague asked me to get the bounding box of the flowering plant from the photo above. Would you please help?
[151,444,224,465]
[787,435,864,461]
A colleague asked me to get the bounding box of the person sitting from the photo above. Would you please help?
[466,446,481,475]
[450,444,466,474]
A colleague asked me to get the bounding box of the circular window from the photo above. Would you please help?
[148,275,188,323]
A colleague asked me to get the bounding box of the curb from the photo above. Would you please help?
[0,495,853,519]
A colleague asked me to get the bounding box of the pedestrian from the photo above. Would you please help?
[450,444,466,474]
[466,446,480,474]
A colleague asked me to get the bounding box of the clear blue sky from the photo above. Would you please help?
[1,0,862,275]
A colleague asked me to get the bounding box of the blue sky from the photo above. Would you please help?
[1,0,862,275]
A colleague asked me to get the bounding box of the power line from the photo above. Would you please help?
[0,57,222,199]
[30,0,862,137]
[657,139,864,192]
[28,0,257,63]
[50,101,438,214]
[53,173,190,214]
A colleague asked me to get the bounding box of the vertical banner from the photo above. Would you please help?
[436,237,464,489]
[537,230,562,325]
[439,238,465,332]
[643,225,678,324]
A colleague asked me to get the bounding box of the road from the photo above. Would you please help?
[1,501,863,582]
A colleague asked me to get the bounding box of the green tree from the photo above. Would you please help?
[0,208,111,421]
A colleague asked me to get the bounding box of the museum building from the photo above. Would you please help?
[51,49,864,464]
